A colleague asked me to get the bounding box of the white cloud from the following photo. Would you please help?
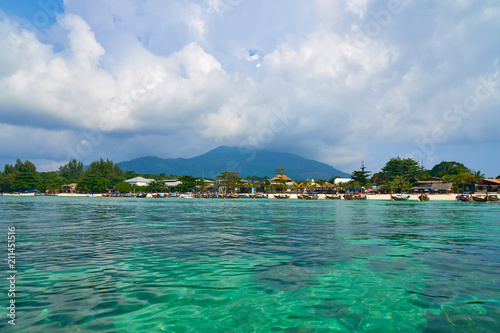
[0,0,499,175]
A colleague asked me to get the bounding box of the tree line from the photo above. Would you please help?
[0,157,498,193]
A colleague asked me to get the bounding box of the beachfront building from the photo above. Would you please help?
[124,177,155,187]
[333,178,352,185]
[270,174,295,186]
[411,182,454,194]
[164,179,182,192]
[61,183,78,193]
[476,179,500,193]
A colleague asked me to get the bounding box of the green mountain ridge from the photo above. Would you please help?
[117,146,351,180]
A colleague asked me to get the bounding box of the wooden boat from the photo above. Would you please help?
[391,194,410,201]
[344,194,354,200]
[354,194,367,200]
[238,193,254,198]
[254,193,268,199]
[418,191,430,201]
[179,193,195,198]
[274,194,290,199]
[325,194,342,199]
[456,194,471,202]
[223,193,239,199]
[298,193,318,200]
[471,194,488,202]
[487,194,499,202]
[136,193,147,198]
[152,193,166,198]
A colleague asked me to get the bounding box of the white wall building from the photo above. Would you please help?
[124,177,155,187]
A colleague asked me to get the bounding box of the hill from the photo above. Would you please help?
[117,146,350,180]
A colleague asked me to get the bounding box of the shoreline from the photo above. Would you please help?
[1,193,490,201]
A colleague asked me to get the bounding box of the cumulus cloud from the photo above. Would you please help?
[0,0,499,175]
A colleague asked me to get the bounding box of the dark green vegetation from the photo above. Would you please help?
[117,146,351,180]
[0,154,495,194]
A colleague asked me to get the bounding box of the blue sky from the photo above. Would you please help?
[0,0,499,177]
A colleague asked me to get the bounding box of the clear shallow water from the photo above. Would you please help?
[1,197,499,332]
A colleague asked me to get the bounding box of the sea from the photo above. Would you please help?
[0,197,499,332]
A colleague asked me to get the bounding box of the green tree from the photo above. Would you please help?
[59,160,84,183]
[15,159,37,173]
[12,172,42,191]
[216,171,241,193]
[39,172,66,192]
[443,173,476,193]
[329,176,340,184]
[430,161,469,178]
[176,175,197,192]
[3,164,16,174]
[115,182,132,193]
[351,162,371,187]
[85,159,125,186]
[380,157,424,182]
[78,174,110,193]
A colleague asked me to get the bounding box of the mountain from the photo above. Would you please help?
[117,146,350,180]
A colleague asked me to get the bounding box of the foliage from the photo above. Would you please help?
[383,175,411,193]
[115,182,132,193]
[15,159,37,173]
[245,175,269,182]
[11,172,42,191]
[59,160,84,183]
[78,174,110,193]
[176,175,197,192]
[443,173,477,193]
[328,176,340,184]
[351,163,371,187]
[38,172,66,192]
[379,157,424,182]
[216,171,241,191]
[430,161,469,178]
[315,178,327,186]
[85,158,125,186]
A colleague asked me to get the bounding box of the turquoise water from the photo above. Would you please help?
[1,197,499,332]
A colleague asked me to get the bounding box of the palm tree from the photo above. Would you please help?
[391,176,411,193]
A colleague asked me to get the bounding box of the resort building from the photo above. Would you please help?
[333,178,352,185]
[124,177,155,187]
[270,174,295,186]
[476,179,500,193]
[61,183,78,193]
[411,182,454,194]
[164,179,182,188]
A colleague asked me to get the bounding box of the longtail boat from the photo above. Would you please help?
[471,194,488,202]
[344,194,354,200]
[418,191,430,201]
[274,194,290,199]
[456,194,471,202]
[487,194,499,202]
[391,194,410,201]
[325,194,342,199]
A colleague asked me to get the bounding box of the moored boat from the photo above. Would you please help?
[471,194,488,202]
[179,193,195,198]
[456,193,471,202]
[325,194,342,199]
[391,194,410,201]
[487,194,499,202]
[274,194,290,199]
[418,191,430,201]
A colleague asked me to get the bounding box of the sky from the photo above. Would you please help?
[0,0,499,177]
